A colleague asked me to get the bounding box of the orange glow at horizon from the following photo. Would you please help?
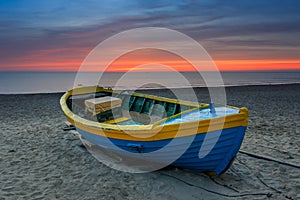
[104,49,197,72]
[1,59,300,72]
[0,48,299,72]
[215,60,300,71]
[96,49,300,72]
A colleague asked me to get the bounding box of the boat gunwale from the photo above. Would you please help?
[60,86,248,141]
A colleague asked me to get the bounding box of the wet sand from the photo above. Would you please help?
[0,84,299,199]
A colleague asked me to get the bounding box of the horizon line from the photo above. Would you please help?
[1,69,300,73]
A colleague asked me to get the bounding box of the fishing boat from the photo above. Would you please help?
[60,86,248,175]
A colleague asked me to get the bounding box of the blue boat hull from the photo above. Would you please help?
[77,126,247,175]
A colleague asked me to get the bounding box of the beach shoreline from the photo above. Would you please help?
[0,84,299,199]
[1,82,300,95]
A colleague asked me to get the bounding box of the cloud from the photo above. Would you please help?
[0,0,299,70]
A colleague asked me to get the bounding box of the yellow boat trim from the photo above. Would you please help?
[60,86,248,141]
[105,117,129,124]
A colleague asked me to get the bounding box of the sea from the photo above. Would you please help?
[0,71,299,94]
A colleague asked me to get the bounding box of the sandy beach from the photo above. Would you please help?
[0,84,299,200]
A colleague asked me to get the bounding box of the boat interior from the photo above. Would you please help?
[66,90,203,125]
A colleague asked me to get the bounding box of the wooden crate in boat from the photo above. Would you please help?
[85,96,122,116]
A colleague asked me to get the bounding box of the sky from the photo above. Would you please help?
[0,0,300,72]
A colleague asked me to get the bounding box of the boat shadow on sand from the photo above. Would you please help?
[64,130,296,200]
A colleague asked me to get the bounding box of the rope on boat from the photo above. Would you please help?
[238,150,300,169]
